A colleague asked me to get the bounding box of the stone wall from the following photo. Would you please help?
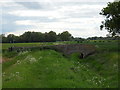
[8,44,96,58]
[54,44,96,58]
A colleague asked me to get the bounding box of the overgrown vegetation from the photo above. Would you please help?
[2,40,119,88]
[100,1,120,36]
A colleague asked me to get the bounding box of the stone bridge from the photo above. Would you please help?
[54,44,96,58]
[8,44,96,58]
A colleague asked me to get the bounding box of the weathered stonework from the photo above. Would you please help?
[8,44,96,58]
[54,44,96,58]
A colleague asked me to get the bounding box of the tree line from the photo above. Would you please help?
[1,31,73,43]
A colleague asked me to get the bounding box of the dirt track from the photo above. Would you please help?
[0,57,11,63]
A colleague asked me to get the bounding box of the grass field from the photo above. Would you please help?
[2,41,77,50]
[2,40,119,88]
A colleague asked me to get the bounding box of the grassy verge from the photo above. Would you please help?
[2,41,77,50]
[1,50,106,88]
[2,40,119,88]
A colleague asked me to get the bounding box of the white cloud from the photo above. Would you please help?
[15,20,37,25]
[14,16,107,38]
[15,16,103,29]
[8,10,65,19]
[0,0,114,2]
[8,4,105,18]
[2,0,112,37]
[5,25,108,38]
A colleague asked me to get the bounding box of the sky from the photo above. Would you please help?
[0,0,115,38]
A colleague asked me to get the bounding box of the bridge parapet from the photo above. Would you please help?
[54,44,96,58]
[8,44,96,58]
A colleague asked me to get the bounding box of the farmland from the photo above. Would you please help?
[1,0,120,88]
[1,40,119,88]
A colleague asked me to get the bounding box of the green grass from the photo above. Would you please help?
[2,40,119,88]
[81,51,119,87]
[2,41,77,50]
[2,40,119,51]
[0,63,2,90]
[2,42,45,50]
[2,50,112,88]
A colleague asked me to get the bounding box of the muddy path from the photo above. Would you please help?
[0,57,11,63]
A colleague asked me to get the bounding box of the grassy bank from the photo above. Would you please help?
[2,40,119,88]
[2,41,76,50]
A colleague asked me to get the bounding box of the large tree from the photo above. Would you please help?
[48,31,57,42]
[20,31,32,42]
[100,1,120,36]
[43,31,57,42]
[7,34,17,43]
[58,31,72,41]
[1,34,8,43]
